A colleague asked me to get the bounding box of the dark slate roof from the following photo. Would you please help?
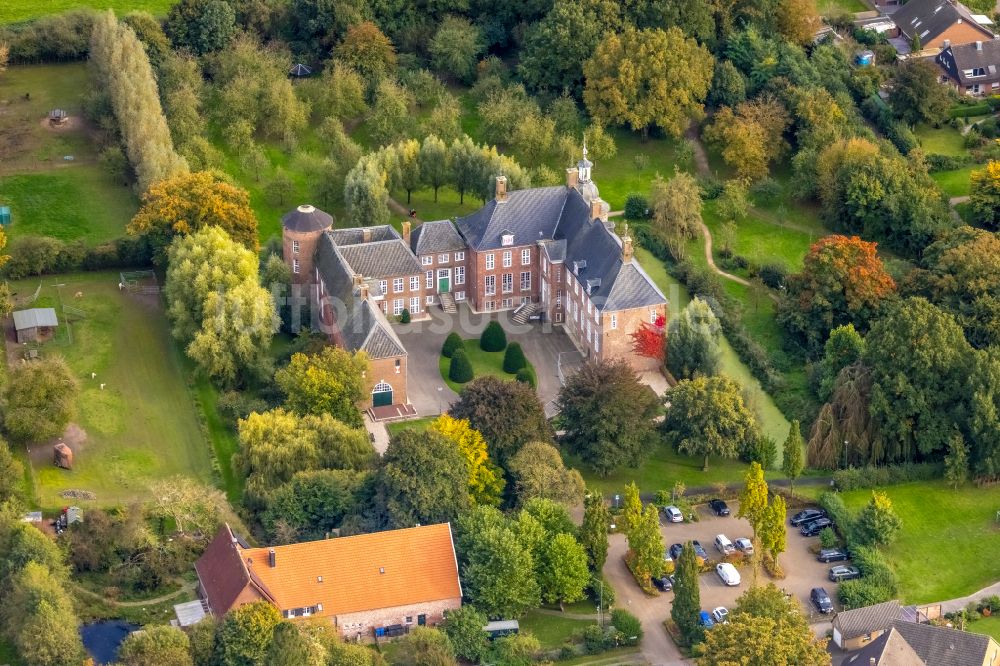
[937,40,1000,84]
[540,239,566,262]
[894,0,994,43]
[315,234,406,360]
[329,225,399,246]
[841,628,926,666]
[889,620,993,666]
[456,186,567,251]
[603,263,667,311]
[835,600,904,639]
[411,220,466,255]
[336,238,423,278]
[282,204,333,233]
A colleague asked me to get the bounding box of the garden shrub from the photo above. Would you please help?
[399,308,411,324]
[480,320,507,352]
[818,491,854,543]
[503,342,527,373]
[610,609,643,645]
[926,153,973,172]
[1,234,154,279]
[750,177,782,204]
[588,574,615,610]
[951,103,991,117]
[441,332,463,358]
[515,366,536,388]
[581,624,610,654]
[742,436,777,470]
[0,9,95,63]
[832,463,942,491]
[838,545,898,609]
[977,117,1000,139]
[217,391,269,430]
[449,350,473,383]
[819,527,838,548]
[698,176,724,200]
[758,263,787,289]
[624,193,650,220]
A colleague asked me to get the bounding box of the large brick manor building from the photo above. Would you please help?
[282,148,668,409]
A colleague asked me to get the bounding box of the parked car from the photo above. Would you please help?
[691,540,709,560]
[652,575,673,591]
[817,548,849,563]
[663,506,684,523]
[714,534,735,555]
[699,611,715,629]
[734,538,754,555]
[711,607,730,624]
[790,508,827,526]
[800,517,834,537]
[716,562,741,586]
[829,565,862,582]
[709,499,731,516]
[669,543,684,560]
[663,548,673,564]
[811,587,834,614]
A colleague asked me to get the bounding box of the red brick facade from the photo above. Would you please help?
[466,243,539,312]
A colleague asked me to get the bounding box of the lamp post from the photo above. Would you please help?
[437,386,443,415]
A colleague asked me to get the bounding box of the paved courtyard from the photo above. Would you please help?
[391,305,581,416]
[604,499,841,665]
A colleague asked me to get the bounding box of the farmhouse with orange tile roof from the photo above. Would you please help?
[195,522,463,638]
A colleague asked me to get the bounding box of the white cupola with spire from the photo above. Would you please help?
[577,137,593,183]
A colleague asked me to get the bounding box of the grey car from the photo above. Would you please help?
[829,565,861,582]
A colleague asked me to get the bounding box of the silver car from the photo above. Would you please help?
[663,506,684,523]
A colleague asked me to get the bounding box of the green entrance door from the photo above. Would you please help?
[372,382,393,407]
[438,273,450,293]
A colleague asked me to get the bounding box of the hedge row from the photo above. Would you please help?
[1,234,155,280]
[838,545,899,609]
[926,153,974,173]
[832,462,943,492]
[950,103,991,118]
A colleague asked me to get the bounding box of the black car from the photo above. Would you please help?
[800,517,834,537]
[709,499,731,516]
[652,575,673,591]
[829,565,862,582]
[790,508,827,526]
[669,543,684,560]
[811,587,834,614]
[691,540,709,560]
[817,548,849,563]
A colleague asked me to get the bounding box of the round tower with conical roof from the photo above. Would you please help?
[281,204,333,285]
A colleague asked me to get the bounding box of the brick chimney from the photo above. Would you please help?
[359,280,369,301]
[590,197,608,223]
[268,548,276,568]
[621,224,634,264]
[495,175,508,203]
[362,227,372,243]
[401,220,411,247]
[352,272,363,287]
[566,167,579,190]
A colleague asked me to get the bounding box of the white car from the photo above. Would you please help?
[711,606,730,624]
[714,534,735,555]
[663,506,683,523]
[716,562,741,587]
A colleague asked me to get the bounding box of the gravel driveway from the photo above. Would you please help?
[603,499,841,664]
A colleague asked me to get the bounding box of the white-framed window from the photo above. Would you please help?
[502,234,514,246]
[520,271,531,291]
[542,256,548,272]
[455,291,466,301]
[379,280,387,295]
[409,276,419,291]
[393,278,404,293]
[395,359,401,373]
[456,266,465,285]
[556,289,562,307]
[486,253,495,270]
[485,275,496,295]
[595,334,600,354]
[438,253,449,263]
[594,310,600,325]
[292,240,300,254]
[422,255,433,266]
[502,273,513,293]
[502,298,513,308]
[426,295,435,305]
[409,296,420,313]
[405,616,413,625]
[293,259,300,274]
[503,251,512,268]
[486,300,495,310]
[455,251,465,261]
[611,313,617,330]
[650,309,658,323]
[426,270,434,288]
[521,248,530,265]
[587,300,592,315]
[393,299,404,315]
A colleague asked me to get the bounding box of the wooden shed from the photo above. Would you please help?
[13,307,58,343]
[54,442,73,469]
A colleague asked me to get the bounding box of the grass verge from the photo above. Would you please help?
[1,0,176,22]
[438,338,534,393]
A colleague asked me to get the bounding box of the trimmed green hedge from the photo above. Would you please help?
[833,462,943,491]
[441,332,462,358]
[449,350,473,383]
[480,320,507,352]
[503,342,527,373]
[950,103,991,118]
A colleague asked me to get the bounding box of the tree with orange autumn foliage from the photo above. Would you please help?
[128,171,259,256]
[778,235,896,350]
[631,313,667,361]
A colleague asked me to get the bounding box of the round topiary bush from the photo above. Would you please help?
[400,308,411,324]
[449,350,473,383]
[515,366,536,388]
[441,332,463,358]
[480,320,507,352]
[503,342,526,373]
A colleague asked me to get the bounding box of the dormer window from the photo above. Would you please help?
[501,234,514,246]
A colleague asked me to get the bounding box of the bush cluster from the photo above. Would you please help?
[833,463,942,492]
[624,193,650,220]
[0,9,94,63]
[926,153,974,172]
[818,491,854,543]
[950,103,991,118]
[2,234,154,280]
[838,545,898,609]
[861,95,918,154]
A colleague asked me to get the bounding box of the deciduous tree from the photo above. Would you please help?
[667,298,721,380]
[738,462,769,539]
[662,376,759,470]
[620,481,643,539]
[165,0,236,55]
[889,59,951,126]
[782,421,805,492]
[147,476,227,536]
[443,606,488,663]
[583,26,713,139]
[261,469,364,543]
[395,627,456,666]
[344,153,390,227]
[970,161,1000,231]
[214,601,281,666]
[671,542,703,646]
[333,21,397,89]
[817,324,866,401]
[419,135,450,202]
[944,431,970,489]
[429,415,504,506]
[459,515,541,617]
[450,376,552,464]
[704,97,789,182]
[580,490,611,572]
[539,532,590,608]
[3,357,78,443]
[694,601,829,665]
[630,314,667,361]
[507,441,584,507]
[628,504,665,582]
[760,494,787,563]
[853,491,902,547]
[275,347,370,427]
[119,625,193,666]
[650,169,702,256]
[0,439,23,504]
[557,359,660,476]
[430,16,483,83]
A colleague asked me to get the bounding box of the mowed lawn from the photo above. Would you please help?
[969,616,1000,643]
[12,272,214,509]
[519,609,594,649]
[838,481,1000,604]
[0,0,175,23]
[914,123,968,156]
[438,338,533,393]
[932,165,977,198]
[0,168,138,244]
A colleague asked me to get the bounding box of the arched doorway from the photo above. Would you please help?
[372,381,393,407]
